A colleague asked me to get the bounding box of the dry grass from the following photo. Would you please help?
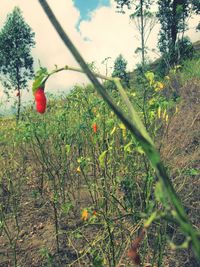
[160,78,200,266]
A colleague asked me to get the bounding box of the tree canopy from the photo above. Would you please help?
[0,7,35,121]
[0,7,35,89]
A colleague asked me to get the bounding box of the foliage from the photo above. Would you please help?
[0,7,35,89]
[112,54,130,87]
[115,0,155,67]
[114,0,198,69]
[0,7,35,121]
[39,2,200,260]
[0,1,200,266]
[157,0,198,68]
[175,37,194,61]
[192,0,200,14]
[157,37,194,76]
[0,60,176,265]
[1,56,200,265]
[180,57,200,81]
[115,0,132,12]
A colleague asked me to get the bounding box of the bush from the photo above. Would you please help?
[175,37,194,62]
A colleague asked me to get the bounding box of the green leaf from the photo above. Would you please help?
[135,145,145,154]
[0,220,4,230]
[32,67,49,94]
[144,211,158,228]
[65,144,71,154]
[61,202,73,215]
[124,141,133,153]
[145,71,155,85]
[99,150,108,169]
[74,232,83,239]
[110,126,116,135]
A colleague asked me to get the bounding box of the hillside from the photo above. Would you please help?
[0,53,200,267]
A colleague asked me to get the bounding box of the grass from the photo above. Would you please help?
[180,56,200,81]
[0,47,200,266]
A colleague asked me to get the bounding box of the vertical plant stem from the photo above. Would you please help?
[140,0,145,67]
[52,199,60,253]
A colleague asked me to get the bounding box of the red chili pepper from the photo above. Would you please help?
[93,123,97,133]
[36,102,46,113]
[34,87,46,114]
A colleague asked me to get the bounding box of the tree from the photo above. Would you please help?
[157,0,199,68]
[192,0,200,14]
[0,7,35,122]
[112,54,130,87]
[130,1,157,67]
[115,0,156,67]
[192,0,200,31]
[157,1,188,65]
[115,0,198,70]
[115,0,132,11]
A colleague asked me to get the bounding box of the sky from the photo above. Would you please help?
[74,0,110,22]
[0,0,199,112]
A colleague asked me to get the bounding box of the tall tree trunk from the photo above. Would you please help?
[140,0,145,67]
[16,66,21,124]
[16,89,21,124]
[171,0,179,62]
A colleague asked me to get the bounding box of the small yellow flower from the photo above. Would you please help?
[155,82,164,92]
[81,209,89,221]
[159,82,164,89]
[131,92,136,97]
[77,166,81,173]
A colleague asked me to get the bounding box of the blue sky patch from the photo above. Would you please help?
[73,0,110,22]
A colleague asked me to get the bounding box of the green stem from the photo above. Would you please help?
[112,77,153,145]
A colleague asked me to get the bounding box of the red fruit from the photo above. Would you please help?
[34,87,46,114]
[16,91,20,97]
[93,123,97,133]
[36,102,46,114]
[35,88,45,101]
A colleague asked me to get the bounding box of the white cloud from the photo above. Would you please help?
[0,0,199,112]
[0,0,89,107]
[79,3,135,73]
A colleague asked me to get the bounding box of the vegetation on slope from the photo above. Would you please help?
[0,2,200,266]
[0,50,200,266]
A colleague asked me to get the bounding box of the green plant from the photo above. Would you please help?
[39,247,53,266]
[181,57,200,81]
[112,54,130,87]
[175,37,194,62]
[37,1,200,262]
[0,7,35,122]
